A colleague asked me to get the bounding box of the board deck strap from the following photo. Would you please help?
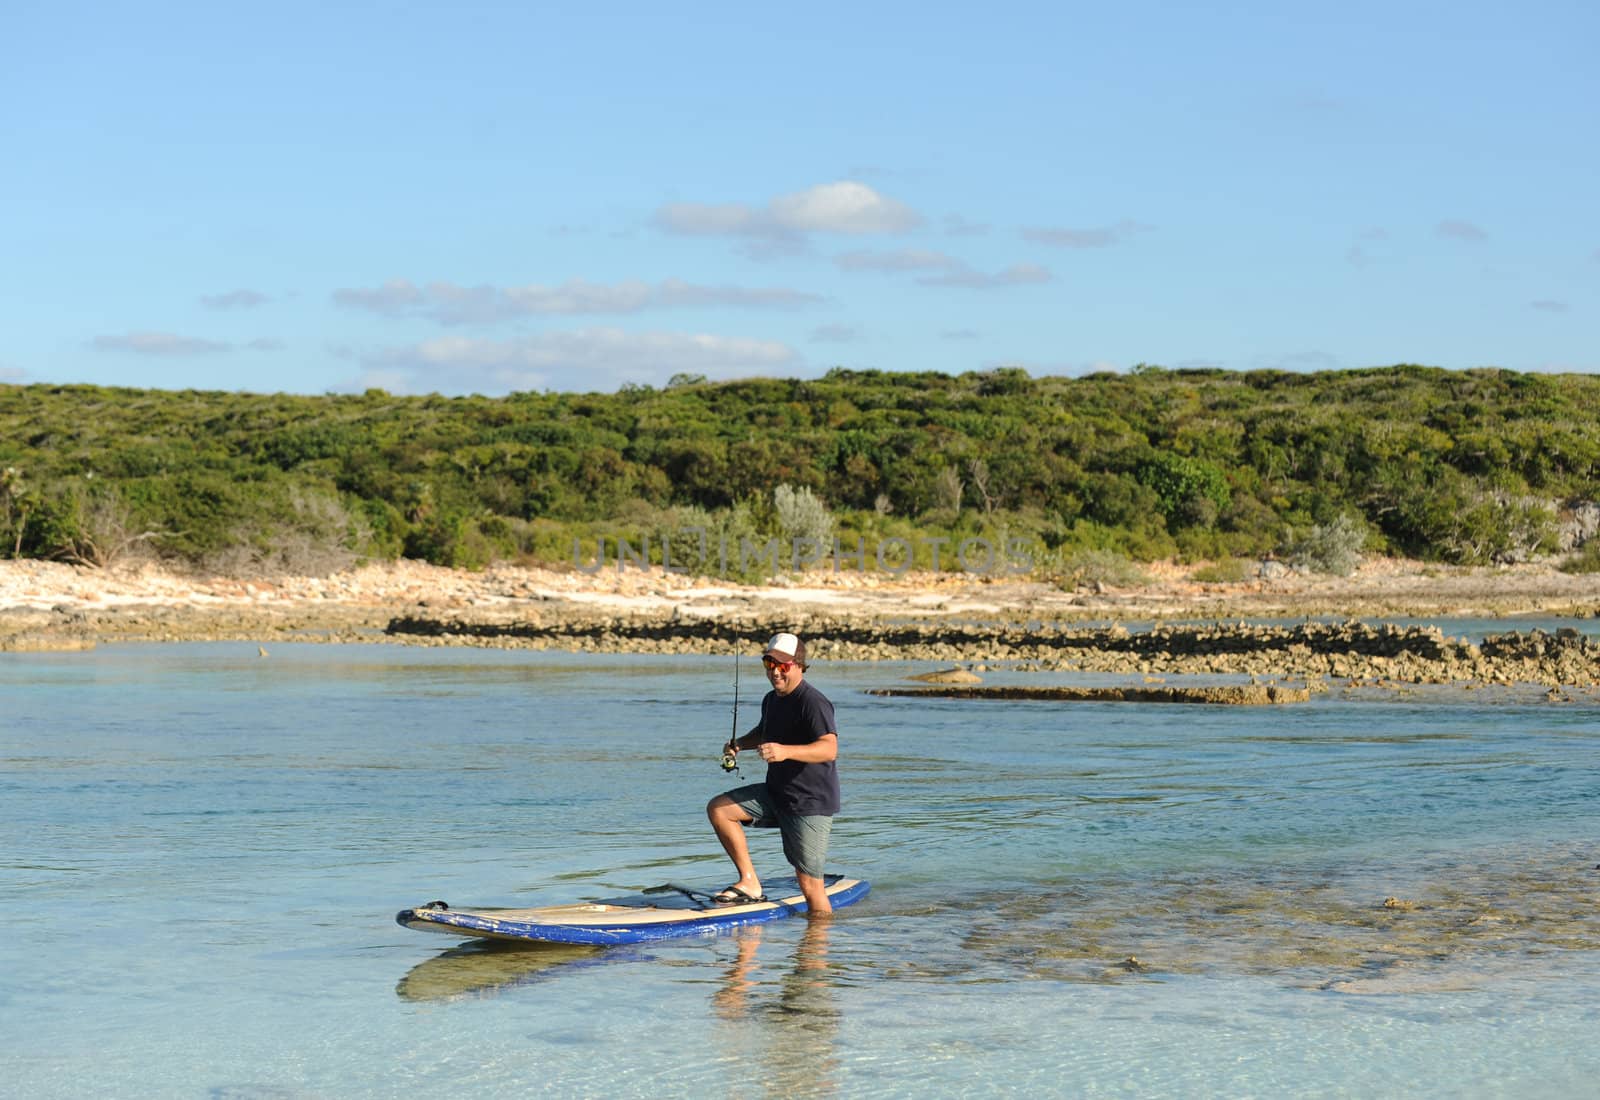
[397,875,869,945]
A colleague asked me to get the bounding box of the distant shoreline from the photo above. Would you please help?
[3,554,1597,621]
[3,558,1597,691]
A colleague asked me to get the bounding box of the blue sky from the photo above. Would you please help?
[4,0,1595,396]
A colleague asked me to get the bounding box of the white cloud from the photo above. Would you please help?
[655,180,922,249]
[1437,219,1487,242]
[654,279,821,310]
[918,263,1052,289]
[0,363,25,383]
[333,277,820,325]
[1021,220,1150,248]
[770,182,920,234]
[654,202,763,236]
[360,328,799,394]
[834,248,1050,289]
[943,214,990,237]
[90,331,281,356]
[835,248,962,273]
[200,289,271,310]
[92,331,232,356]
[332,280,426,314]
[810,324,862,344]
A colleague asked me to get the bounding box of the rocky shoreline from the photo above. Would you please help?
[382,613,1600,692]
[3,558,1598,696]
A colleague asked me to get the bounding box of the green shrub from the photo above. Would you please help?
[33,480,166,568]
[8,367,1600,573]
[773,483,834,550]
[1136,452,1230,529]
[1559,540,1600,574]
[1191,558,1254,583]
[1285,514,1367,576]
[1056,548,1148,591]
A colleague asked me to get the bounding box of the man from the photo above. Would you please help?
[707,632,841,915]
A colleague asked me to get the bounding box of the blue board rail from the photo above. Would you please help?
[397,876,870,946]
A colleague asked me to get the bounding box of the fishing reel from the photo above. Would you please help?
[720,744,739,772]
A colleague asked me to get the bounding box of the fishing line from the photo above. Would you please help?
[720,640,743,777]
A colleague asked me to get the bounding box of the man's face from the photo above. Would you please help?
[763,654,802,695]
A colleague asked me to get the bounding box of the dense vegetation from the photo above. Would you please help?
[4,365,1599,578]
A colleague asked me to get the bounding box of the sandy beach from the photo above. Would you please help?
[3,555,1599,619]
[3,557,1598,690]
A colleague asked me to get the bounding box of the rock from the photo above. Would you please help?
[0,632,96,652]
[1557,501,1600,552]
[908,667,983,684]
[866,684,1310,705]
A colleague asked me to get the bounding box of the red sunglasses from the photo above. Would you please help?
[762,655,796,670]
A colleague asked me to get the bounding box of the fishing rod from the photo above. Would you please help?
[720,640,742,776]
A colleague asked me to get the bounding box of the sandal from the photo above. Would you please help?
[710,886,767,905]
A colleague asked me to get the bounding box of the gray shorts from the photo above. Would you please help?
[724,783,833,879]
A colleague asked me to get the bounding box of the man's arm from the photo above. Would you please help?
[759,732,837,764]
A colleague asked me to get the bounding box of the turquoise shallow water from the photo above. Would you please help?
[4,640,1599,1097]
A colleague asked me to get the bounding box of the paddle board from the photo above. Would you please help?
[397,875,869,945]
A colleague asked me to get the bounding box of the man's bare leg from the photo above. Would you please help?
[707,794,763,898]
[796,869,832,916]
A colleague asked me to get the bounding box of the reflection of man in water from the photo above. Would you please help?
[712,922,839,1098]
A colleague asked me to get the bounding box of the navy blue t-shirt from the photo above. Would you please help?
[755,679,841,817]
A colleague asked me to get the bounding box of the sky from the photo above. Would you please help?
[4,0,1596,397]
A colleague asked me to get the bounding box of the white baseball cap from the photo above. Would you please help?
[763,632,801,661]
